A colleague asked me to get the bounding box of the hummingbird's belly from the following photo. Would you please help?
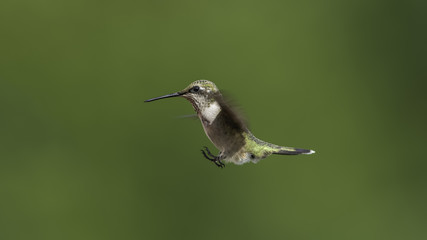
[202,125,226,150]
[200,115,245,157]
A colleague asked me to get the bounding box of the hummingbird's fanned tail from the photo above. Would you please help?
[272,147,315,155]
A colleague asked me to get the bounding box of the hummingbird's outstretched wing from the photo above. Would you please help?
[213,92,249,134]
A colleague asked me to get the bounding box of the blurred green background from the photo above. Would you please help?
[1,0,426,239]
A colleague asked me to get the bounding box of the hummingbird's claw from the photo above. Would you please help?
[203,146,216,158]
[201,147,225,168]
[213,159,225,168]
[201,149,215,161]
[217,160,225,168]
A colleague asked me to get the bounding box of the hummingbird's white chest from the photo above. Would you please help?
[200,101,221,124]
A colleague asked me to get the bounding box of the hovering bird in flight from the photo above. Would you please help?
[145,80,314,168]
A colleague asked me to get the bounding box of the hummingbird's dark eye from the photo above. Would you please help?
[250,153,255,159]
[190,86,200,93]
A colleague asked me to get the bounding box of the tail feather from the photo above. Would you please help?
[273,147,315,155]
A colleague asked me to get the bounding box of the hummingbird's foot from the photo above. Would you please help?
[201,146,225,168]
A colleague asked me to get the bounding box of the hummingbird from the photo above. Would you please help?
[145,80,315,168]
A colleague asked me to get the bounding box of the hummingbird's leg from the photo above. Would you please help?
[204,147,226,168]
[201,147,225,168]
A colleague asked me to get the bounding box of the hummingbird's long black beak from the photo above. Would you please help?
[144,92,183,102]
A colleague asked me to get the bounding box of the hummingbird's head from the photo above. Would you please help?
[180,80,219,95]
[145,80,220,113]
[179,80,219,111]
